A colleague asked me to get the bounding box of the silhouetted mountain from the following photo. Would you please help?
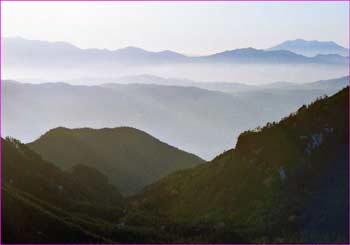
[28,127,204,194]
[2,137,123,243]
[3,76,348,160]
[4,37,348,83]
[3,37,187,67]
[269,39,349,57]
[4,37,347,68]
[135,87,349,243]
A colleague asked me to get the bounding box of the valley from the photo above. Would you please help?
[3,86,349,243]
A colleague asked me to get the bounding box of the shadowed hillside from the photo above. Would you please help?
[135,87,349,243]
[2,137,244,244]
[2,137,123,243]
[28,127,204,194]
[3,87,348,243]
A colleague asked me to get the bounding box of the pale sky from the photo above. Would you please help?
[2,1,349,55]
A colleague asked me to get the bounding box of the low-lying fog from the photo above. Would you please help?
[3,63,348,85]
[3,75,348,160]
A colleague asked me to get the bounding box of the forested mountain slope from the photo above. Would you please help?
[2,137,123,243]
[135,87,349,243]
[28,127,204,194]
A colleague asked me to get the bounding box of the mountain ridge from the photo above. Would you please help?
[134,86,349,243]
[4,37,348,66]
[27,126,204,194]
[4,75,349,160]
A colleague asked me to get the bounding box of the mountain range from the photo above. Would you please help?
[4,37,348,67]
[3,86,349,243]
[3,75,349,160]
[3,33,349,244]
[4,37,348,83]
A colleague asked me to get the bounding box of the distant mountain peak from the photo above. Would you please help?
[269,39,348,57]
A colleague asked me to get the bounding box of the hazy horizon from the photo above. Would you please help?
[3,35,349,56]
[3,72,349,87]
[2,2,349,55]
